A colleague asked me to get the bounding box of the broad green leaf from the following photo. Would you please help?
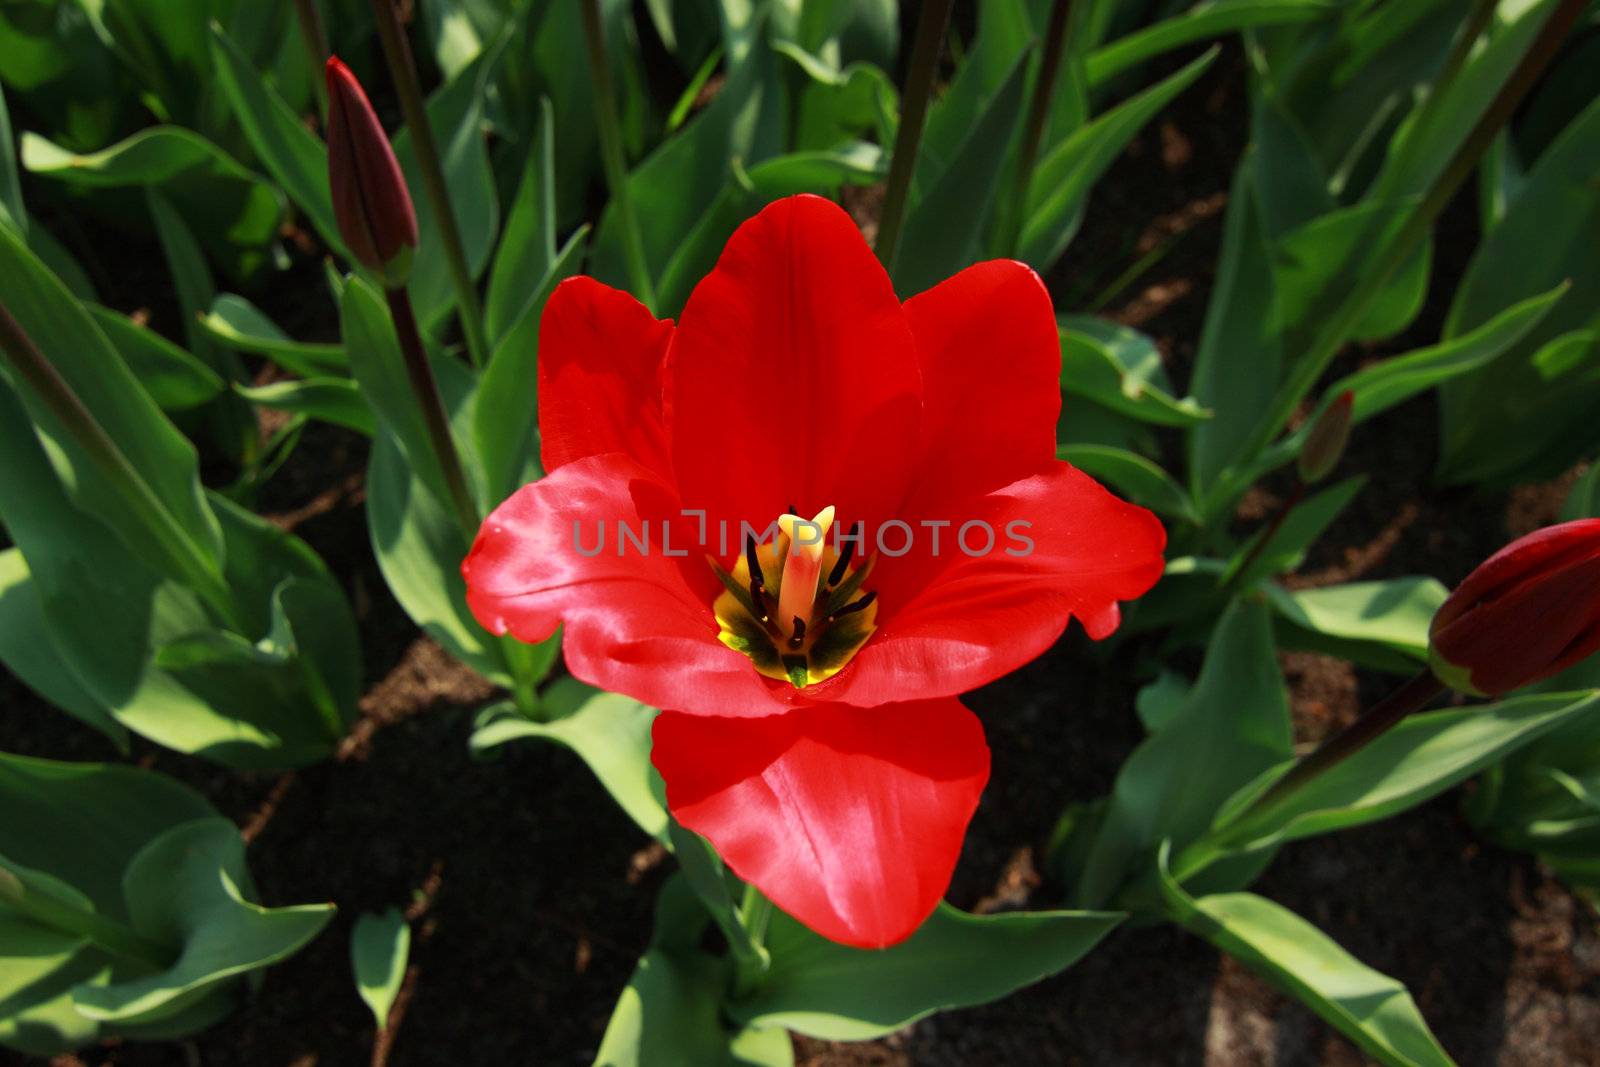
[1020,48,1217,269]
[1077,599,1290,906]
[1059,315,1210,427]
[891,49,1029,296]
[1135,670,1193,735]
[20,128,284,277]
[351,909,410,1030]
[199,294,346,377]
[1156,855,1456,1067]
[730,903,1121,1041]
[87,305,224,412]
[1058,444,1198,524]
[775,43,896,152]
[207,22,341,253]
[236,379,375,436]
[917,0,1032,195]
[0,549,127,750]
[485,97,558,347]
[71,819,333,1024]
[596,875,793,1067]
[1224,476,1366,590]
[1438,92,1600,486]
[470,680,667,843]
[1266,578,1447,673]
[0,916,100,1056]
[0,82,22,234]
[474,226,590,505]
[0,222,224,578]
[395,36,508,330]
[1212,690,1600,852]
[1086,1,1337,86]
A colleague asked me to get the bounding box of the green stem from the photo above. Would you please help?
[367,0,492,369]
[0,301,244,632]
[292,0,330,122]
[1236,0,1585,468]
[997,0,1075,258]
[581,0,656,313]
[1220,481,1304,595]
[0,866,174,970]
[874,0,954,272]
[732,882,774,997]
[384,286,481,542]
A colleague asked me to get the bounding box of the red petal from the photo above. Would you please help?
[653,697,989,948]
[462,454,784,716]
[805,462,1166,708]
[902,260,1061,508]
[665,195,922,541]
[325,57,417,269]
[538,277,675,479]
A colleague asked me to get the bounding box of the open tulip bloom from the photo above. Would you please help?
[463,195,1165,947]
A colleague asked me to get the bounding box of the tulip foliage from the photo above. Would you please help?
[1,0,1600,1063]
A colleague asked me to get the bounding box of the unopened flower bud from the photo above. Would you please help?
[1429,519,1600,696]
[1298,390,1354,484]
[325,56,418,287]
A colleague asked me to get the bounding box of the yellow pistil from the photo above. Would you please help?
[709,508,878,688]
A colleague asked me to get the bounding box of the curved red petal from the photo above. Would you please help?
[462,453,785,716]
[805,462,1166,708]
[653,697,989,948]
[902,260,1061,508]
[665,195,922,541]
[538,277,675,478]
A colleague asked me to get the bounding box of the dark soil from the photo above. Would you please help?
[4,37,1599,1067]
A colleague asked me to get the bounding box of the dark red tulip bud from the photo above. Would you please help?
[1298,390,1354,484]
[325,56,418,287]
[1429,519,1600,696]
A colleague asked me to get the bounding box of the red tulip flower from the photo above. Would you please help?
[325,56,418,287]
[463,196,1165,947]
[1430,519,1600,696]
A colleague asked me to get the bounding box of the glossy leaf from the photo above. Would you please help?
[1059,315,1210,427]
[351,909,410,1030]
[236,379,375,436]
[1224,476,1366,591]
[1086,0,1338,86]
[1059,444,1199,524]
[1267,578,1447,672]
[470,680,666,844]
[199,294,347,377]
[87,305,224,412]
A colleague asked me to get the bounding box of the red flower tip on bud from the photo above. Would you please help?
[1429,519,1600,696]
[325,56,418,288]
[1298,390,1354,484]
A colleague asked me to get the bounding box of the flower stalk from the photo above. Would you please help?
[366,0,492,368]
[292,0,330,118]
[581,0,656,313]
[0,301,243,632]
[874,0,954,272]
[732,882,775,997]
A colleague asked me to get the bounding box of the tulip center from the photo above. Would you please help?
[710,506,879,688]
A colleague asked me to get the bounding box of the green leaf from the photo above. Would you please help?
[0,222,225,579]
[395,35,508,330]
[730,903,1121,1041]
[70,819,333,1025]
[236,379,375,436]
[0,82,23,234]
[207,21,341,254]
[199,294,347,377]
[20,128,284,277]
[595,875,793,1067]
[474,226,590,504]
[351,909,410,1031]
[1215,690,1600,852]
[1224,476,1366,590]
[1020,48,1217,269]
[1271,199,1431,346]
[87,305,225,412]
[1266,578,1447,672]
[1077,599,1290,907]
[1059,315,1211,427]
[1086,1,1338,86]
[890,49,1029,296]
[486,97,558,347]
[1438,91,1600,486]
[470,679,667,844]
[1155,852,1456,1067]
[1058,444,1198,523]
[0,549,127,751]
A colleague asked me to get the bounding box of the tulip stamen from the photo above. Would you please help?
[712,506,879,688]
